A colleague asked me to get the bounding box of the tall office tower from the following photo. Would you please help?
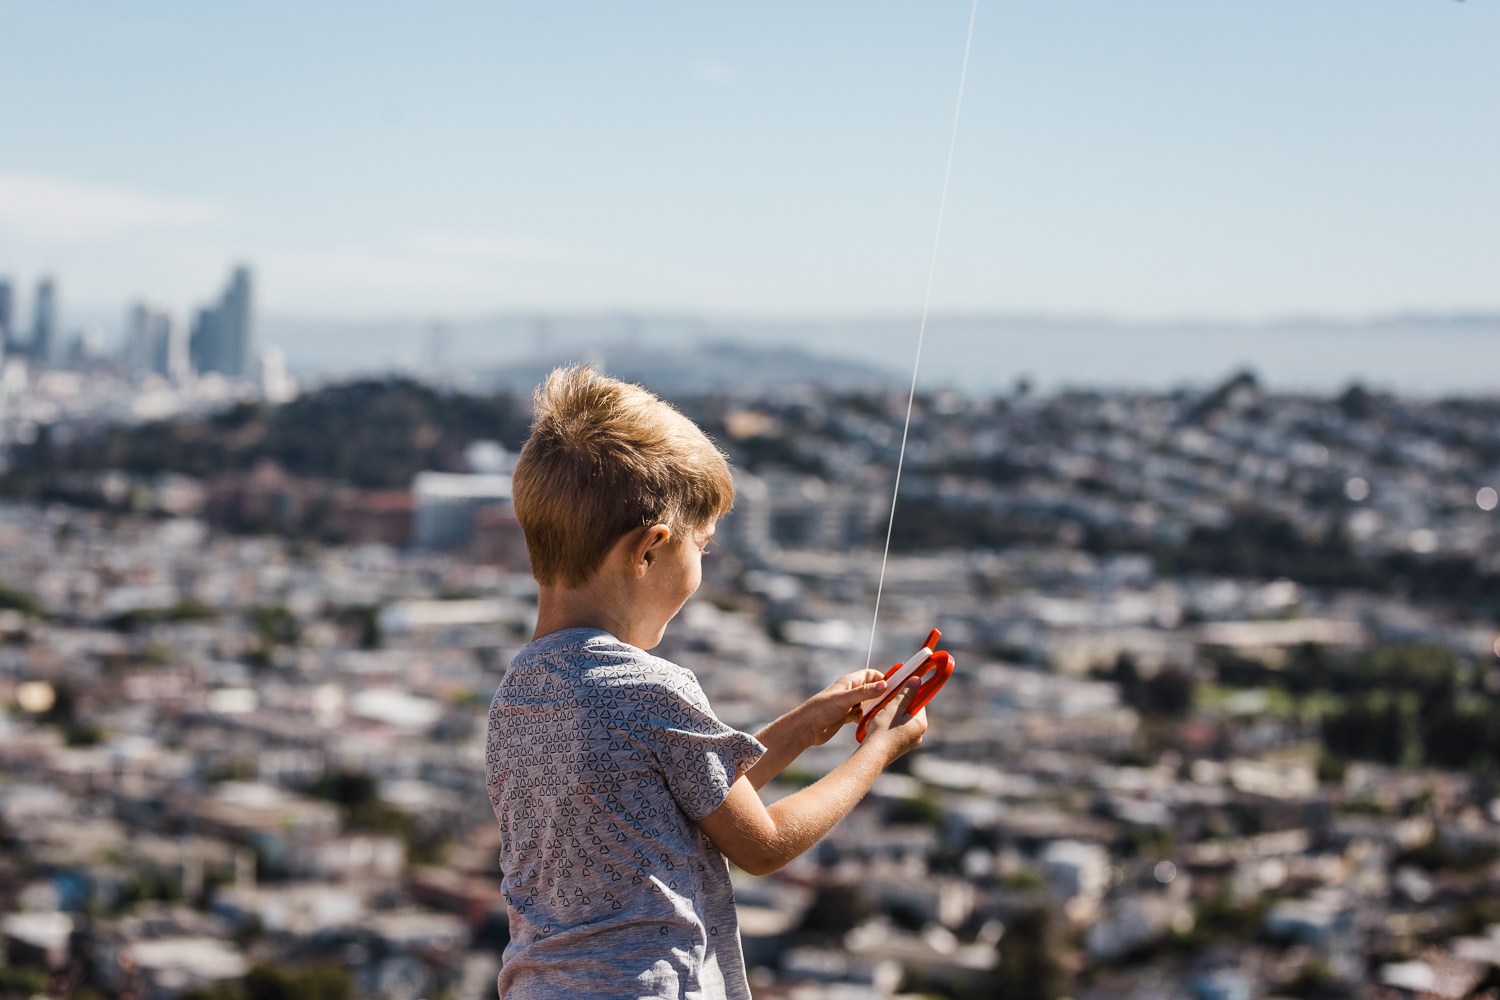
[220,266,252,376]
[30,278,56,365]
[188,306,217,375]
[0,279,12,351]
[124,303,189,381]
[162,312,189,381]
[189,265,254,377]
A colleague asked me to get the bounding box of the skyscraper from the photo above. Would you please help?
[30,278,55,365]
[218,266,251,377]
[124,303,188,382]
[188,306,217,376]
[189,266,254,377]
[0,279,12,352]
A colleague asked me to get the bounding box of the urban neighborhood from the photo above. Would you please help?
[1,318,1498,1000]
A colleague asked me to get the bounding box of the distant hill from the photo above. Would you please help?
[477,341,896,397]
[2,379,530,493]
[0,343,891,502]
[261,310,1500,397]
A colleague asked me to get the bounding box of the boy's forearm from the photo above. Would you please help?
[744,709,816,790]
[699,694,925,875]
[753,742,888,871]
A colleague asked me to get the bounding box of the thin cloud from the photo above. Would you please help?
[690,59,735,85]
[0,172,223,242]
[410,231,566,259]
[269,246,525,314]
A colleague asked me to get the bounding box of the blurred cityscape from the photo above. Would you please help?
[0,269,297,434]
[1,284,1500,1000]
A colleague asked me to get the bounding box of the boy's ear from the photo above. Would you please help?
[632,524,673,576]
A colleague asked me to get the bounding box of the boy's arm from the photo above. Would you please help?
[697,681,927,876]
[743,669,889,791]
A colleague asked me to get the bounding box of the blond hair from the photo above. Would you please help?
[512,366,734,587]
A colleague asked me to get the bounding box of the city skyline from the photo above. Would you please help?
[0,266,255,381]
[4,260,1500,396]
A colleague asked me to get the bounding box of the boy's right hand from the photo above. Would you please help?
[858,678,928,763]
[700,674,929,876]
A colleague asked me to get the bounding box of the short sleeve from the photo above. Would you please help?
[634,669,766,821]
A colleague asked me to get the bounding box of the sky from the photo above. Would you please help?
[0,0,1496,330]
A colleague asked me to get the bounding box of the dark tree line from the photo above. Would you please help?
[1169,511,1500,614]
[1,378,530,495]
[1213,642,1500,771]
[894,498,1500,618]
[1095,654,1196,719]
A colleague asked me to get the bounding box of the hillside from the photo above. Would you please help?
[1,378,531,495]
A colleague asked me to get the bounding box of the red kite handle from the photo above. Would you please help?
[907,650,953,715]
[854,639,955,743]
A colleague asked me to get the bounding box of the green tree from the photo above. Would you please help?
[245,964,350,1000]
[888,795,945,827]
[798,883,873,943]
[0,582,44,616]
[1321,694,1414,766]
[182,963,351,1000]
[989,907,1067,1000]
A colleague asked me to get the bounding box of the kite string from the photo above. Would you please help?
[864,0,979,672]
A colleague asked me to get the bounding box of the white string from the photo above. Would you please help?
[864,0,980,672]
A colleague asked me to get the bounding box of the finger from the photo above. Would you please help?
[834,678,887,705]
[837,669,885,690]
[872,679,919,724]
[893,677,924,719]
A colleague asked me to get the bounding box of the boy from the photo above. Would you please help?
[486,366,929,999]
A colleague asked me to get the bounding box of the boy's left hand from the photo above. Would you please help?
[798,670,889,745]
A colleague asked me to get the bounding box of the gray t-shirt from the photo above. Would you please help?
[486,627,766,999]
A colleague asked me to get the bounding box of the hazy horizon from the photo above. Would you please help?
[239,309,1500,398]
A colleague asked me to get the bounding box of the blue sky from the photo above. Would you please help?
[0,0,1496,325]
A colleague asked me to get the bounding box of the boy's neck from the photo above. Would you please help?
[534,583,641,647]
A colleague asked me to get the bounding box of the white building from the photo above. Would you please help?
[1039,838,1110,905]
[412,471,513,550]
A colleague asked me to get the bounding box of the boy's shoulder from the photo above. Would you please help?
[506,626,696,690]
